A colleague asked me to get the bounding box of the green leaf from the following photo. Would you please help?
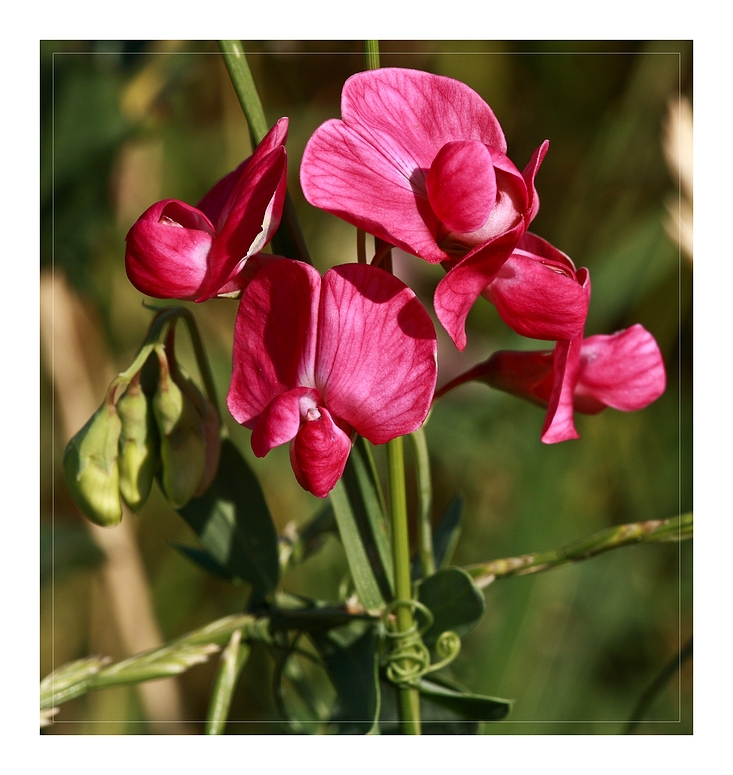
[205,629,251,735]
[417,673,511,722]
[168,542,239,582]
[433,495,463,570]
[270,592,377,633]
[330,443,392,612]
[178,437,279,593]
[417,567,486,649]
[311,621,380,735]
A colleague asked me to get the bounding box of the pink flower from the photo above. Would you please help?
[125,119,289,302]
[437,324,666,443]
[436,232,591,351]
[300,68,547,266]
[226,260,438,497]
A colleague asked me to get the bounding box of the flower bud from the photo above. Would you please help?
[117,381,159,513]
[63,401,123,527]
[173,371,221,497]
[153,364,207,509]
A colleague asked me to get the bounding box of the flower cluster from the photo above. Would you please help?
[122,66,666,497]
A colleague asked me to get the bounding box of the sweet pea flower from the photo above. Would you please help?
[227,260,438,497]
[300,68,548,267]
[436,232,591,351]
[125,118,289,302]
[435,324,666,444]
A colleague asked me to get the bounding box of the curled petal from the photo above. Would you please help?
[227,260,320,428]
[434,224,524,350]
[575,325,666,412]
[522,140,550,223]
[198,145,288,301]
[250,387,320,458]
[290,406,353,498]
[541,337,583,444]
[426,141,497,234]
[484,253,590,341]
[316,264,437,443]
[125,200,215,300]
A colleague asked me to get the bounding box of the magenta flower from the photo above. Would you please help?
[437,324,666,444]
[226,260,438,497]
[436,232,591,351]
[125,119,289,302]
[300,68,548,266]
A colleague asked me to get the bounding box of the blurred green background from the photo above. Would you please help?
[40,40,692,734]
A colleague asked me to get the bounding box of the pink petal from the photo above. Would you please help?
[198,118,289,232]
[300,118,445,262]
[250,387,320,457]
[315,264,437,444]
[227,260,320,428]
[484,252,590,341]
[198,145,288,300]
[289,406,353,498]
[125,200,215,300]
[541,336,583,444]
[341,68,507,164]
[575,325,666,412]
[426,141,497,234]
[522,140,550,223]
[434,224,525,350]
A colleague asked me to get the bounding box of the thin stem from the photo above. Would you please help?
[465,513,693,587]
[364,41,380,71]
[409,428,435,578]
[217,40,312,265]
[387,436,421,735]
[624,635,692,734]
[205,629,251,735]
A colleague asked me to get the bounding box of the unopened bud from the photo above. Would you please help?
[173,371,221,497]
[63,401,123,527]
[153,366,206,509]
[117,381,159,512]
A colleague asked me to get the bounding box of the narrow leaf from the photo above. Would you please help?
[433,495,463,570]
[205,629,251,735]
[417,673,511,721]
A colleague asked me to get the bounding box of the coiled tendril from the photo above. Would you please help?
[381,599,461,687]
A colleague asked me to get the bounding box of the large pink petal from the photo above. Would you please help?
[300,118,445,262]
[341,68,507,167]
[434,224,524,350]
[250,387,320,457]
[227,260,320,428]
[484,254,590,341]
[575,325,666,412]
[198,146,287,300]
[289,406,353,498]
[315,264,437,444]
[541,336,583,444]
[426,141,497,234]
[125,199,215,300]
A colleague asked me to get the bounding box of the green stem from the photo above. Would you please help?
[409,428,435,578]
[387,436,421,735]
[364,41,381,70]
[205,628,251,735]
[217,40,311,265]
[465,513,693,586]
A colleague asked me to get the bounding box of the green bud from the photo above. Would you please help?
[153,367,206,510]
[117,381,159,513]
[63,402,123,527]
[174,372,222,498]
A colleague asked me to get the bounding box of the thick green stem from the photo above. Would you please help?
[387,436,421,734]
[217,40,311,265]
